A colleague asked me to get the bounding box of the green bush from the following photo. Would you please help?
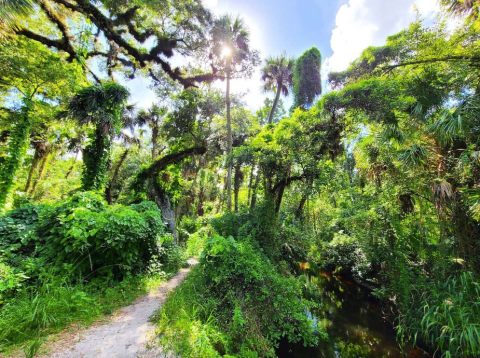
[319,233,372,280]
[158,235,319,357]
[0,192,169,282]
[0,193,186,354]
[185,227,210,257]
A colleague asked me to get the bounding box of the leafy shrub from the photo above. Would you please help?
[320,233,372,280]
[158,235,319,357]
[0,204,45,258]
[0,192,186,293]
[185,227,209,257]
[0,193,185,353]
[38,194,166,279]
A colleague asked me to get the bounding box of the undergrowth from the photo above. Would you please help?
[154,232,320,358]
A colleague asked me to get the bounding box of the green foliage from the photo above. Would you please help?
[0,193,184,293]
[157,234,319,357]
[62,82,130,191]
[398,272,480,358]
[0,192,185,353]
[256,98,287,125]
[0,105,31,209]
[292,47,322,111]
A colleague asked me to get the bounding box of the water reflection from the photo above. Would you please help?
[277,267,430,358]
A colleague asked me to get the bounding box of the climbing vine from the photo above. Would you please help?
[0,102,32,209]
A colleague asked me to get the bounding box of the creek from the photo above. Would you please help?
[277,269,430,358]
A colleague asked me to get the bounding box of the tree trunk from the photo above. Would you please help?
[226,61,232,211]
[65,150,80,179]
[268,84,282,125]
[250,166,261,210]
[197,192,204,216]
[30,145,52,196]
[82,127,110,191]
[25,141,46,193]
[105,148,129,205]
[140,147,206,242]
[274,181,286,215]
[152,126,159,160]
[247,163,254,205]
[159,192,178,243]
[234,164,243,212]
[296,194,308,219]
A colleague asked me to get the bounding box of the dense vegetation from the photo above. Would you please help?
[1,0,480,357]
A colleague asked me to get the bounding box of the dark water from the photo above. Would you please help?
[277,270,430,358]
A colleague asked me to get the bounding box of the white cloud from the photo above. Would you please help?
[202,0,218,10]
[325,0,439,73]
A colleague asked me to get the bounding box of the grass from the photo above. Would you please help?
[152,266,226,358]
[0,272,171,357]
[418,272,480,358]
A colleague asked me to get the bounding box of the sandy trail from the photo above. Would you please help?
[46,259,197,358]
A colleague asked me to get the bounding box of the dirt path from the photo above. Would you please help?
[45,259,197,358]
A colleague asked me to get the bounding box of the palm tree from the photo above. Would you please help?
[61,82,130,191]
[210,14,258,211]
[135,104,167,160]
[0,0,33,27]
[261,54,295,125]
[441,0,479,18]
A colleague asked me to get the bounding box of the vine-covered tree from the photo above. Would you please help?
[292,47,322,111]
[0,37,84,209]
[61,82,131,191]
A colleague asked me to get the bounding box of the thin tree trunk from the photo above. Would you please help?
[152,126,158,160]
[65,150,79,179]
[247,163,254,205]
[226,61,232,211]
[234,164,243,212]
[296,194,308,219]
[105,149,129,205]
[25,142,46,193]
[250,166,261,210]
[268,84,282,125]
[197,191,204,216]
[30,147,51,195]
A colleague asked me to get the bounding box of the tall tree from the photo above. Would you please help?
[136,104,167,160]
[256,98,287,125]
[0,37,83,209]
[292,47,322,111]
[209,14,260,211]
[6,0,218,87]
[260,54,295,125]
[62,82,131,191]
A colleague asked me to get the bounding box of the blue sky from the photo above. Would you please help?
[126,0,440,111]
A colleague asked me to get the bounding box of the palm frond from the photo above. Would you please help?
[260,53,295,96]
[0,0,33,26]
[441,0,480,18]
[399,144,428,166]
[430,110,463,144]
